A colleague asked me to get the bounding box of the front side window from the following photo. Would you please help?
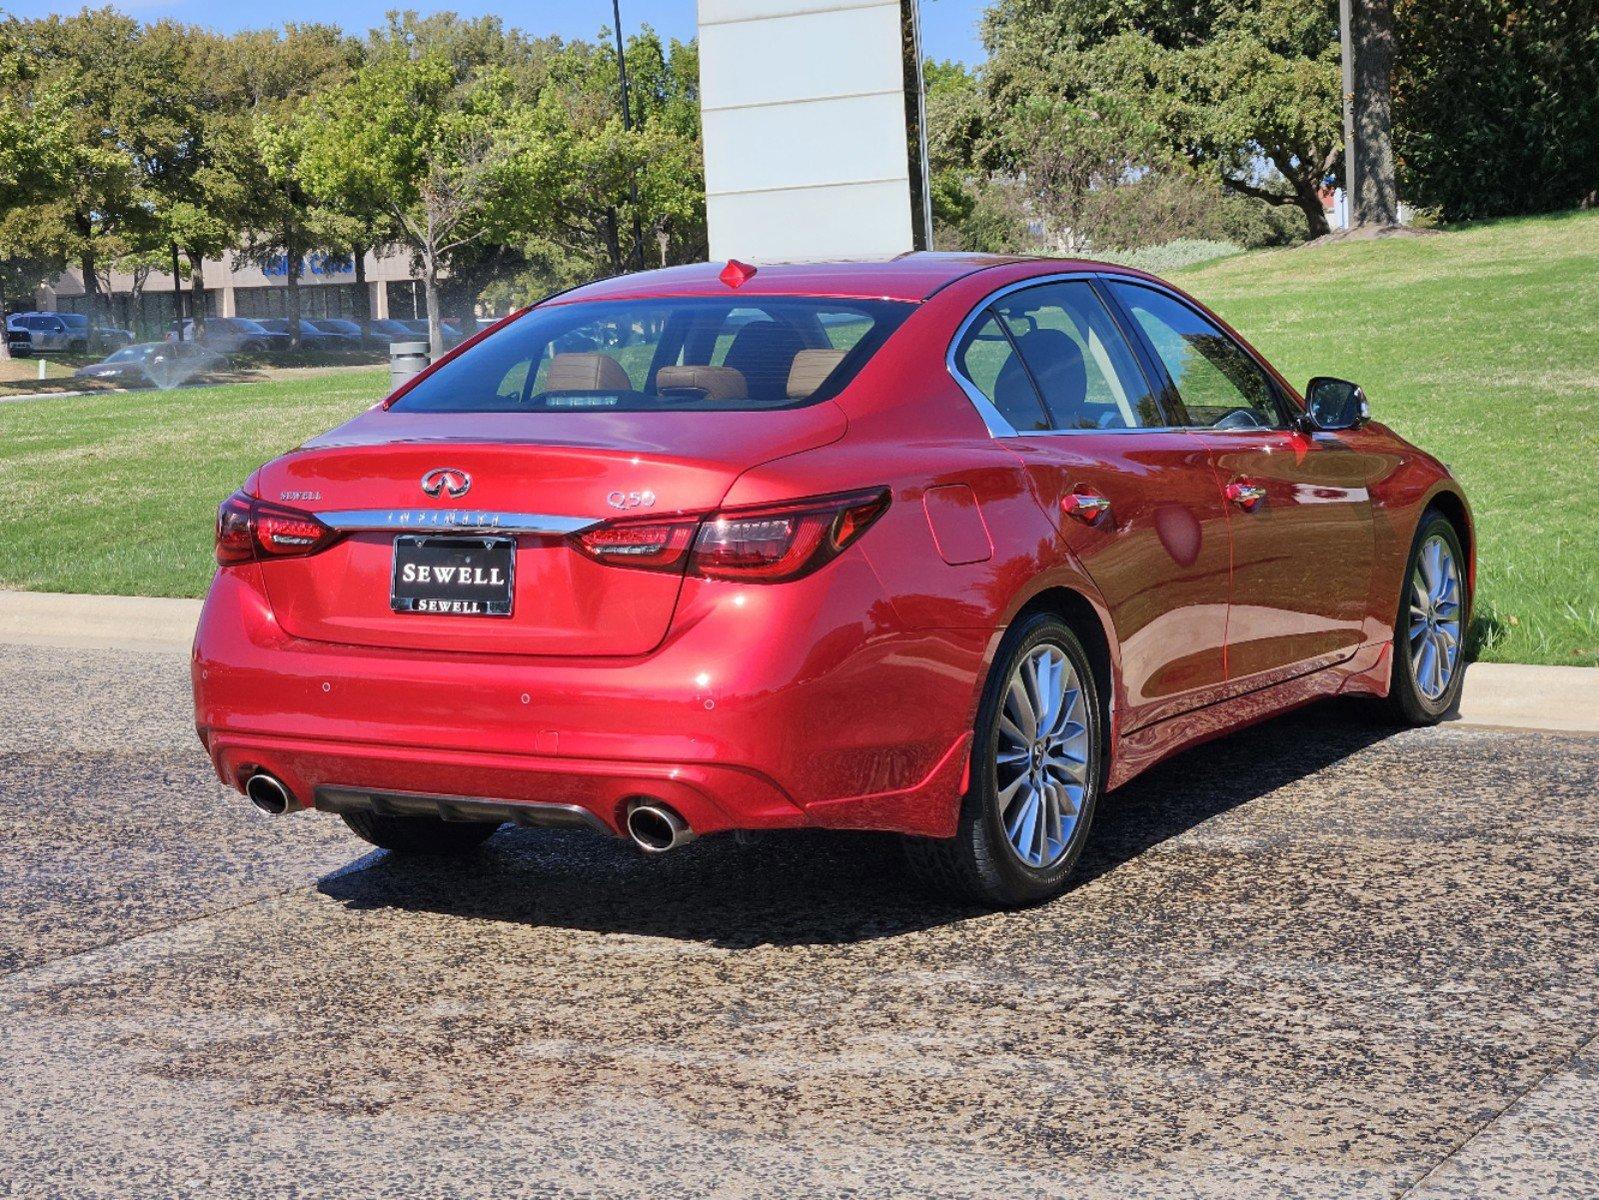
[392,296,911,414]
[991,282,1162,430]
[1108,282,1286,430]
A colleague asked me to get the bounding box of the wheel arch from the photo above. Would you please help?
[1010,586,1117,759]
[1423,485,1474,595]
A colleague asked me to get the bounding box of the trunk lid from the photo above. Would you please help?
[252,405,846,656]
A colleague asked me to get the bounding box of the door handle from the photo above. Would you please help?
[1226,480,1268,511]
[1062,490,1112,524]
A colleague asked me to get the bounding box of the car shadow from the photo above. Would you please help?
[315,699,1401,948]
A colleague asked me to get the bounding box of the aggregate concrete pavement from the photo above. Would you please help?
[2,636,1597,1198]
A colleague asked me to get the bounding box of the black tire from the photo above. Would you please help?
[1386,510,1469,725]
[903,612,1104,907]
[341,810,501,855]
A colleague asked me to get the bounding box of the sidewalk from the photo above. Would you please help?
[1,589,1595,735]
[0,590,202,654]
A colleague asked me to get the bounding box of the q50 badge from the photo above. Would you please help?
[607,490,657,510]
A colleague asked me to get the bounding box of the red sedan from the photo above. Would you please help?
[193,255,1472,906]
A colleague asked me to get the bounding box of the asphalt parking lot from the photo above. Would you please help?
[2,637,1596,1199]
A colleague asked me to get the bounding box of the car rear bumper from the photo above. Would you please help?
[205,729,804,835]
[193,561,987,838]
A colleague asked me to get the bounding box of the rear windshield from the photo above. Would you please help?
[388,296,913,413]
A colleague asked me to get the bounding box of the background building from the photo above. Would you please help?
[35,247,434,337]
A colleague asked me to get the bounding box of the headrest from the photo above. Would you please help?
[786,348,848,399]
[656,364,748,402]
[545,352,632,393]
[1017,329,1088,421]
[723,320,806,401]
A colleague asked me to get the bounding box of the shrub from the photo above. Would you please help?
[1095,239,1245,273]
[1394,0,1599,219]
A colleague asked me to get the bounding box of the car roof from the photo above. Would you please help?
[547,252,1134,305]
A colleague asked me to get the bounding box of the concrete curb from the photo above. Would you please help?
[0,387,99,403]
[1,589,1595,735]
[1451,662,1599,736]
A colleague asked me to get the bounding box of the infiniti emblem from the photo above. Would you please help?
[420,467,472,499]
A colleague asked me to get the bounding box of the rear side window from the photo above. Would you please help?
[990,282,1161,430]
[951,313,1050,432]
[391,297,912,414]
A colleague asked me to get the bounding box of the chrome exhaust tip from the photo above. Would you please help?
[245,773,299,815]
[625,801,694,853]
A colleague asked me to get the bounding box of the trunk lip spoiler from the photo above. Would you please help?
[318,509,603,536]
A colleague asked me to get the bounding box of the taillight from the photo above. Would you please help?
[572,515,698,572]
[215,491,338,566]
[572,488,890,583]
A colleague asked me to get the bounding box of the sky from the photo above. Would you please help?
[5,0,989,64]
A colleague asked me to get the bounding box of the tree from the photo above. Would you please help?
[221,25,357,349]
[0,21,76,357]
[619,32,706,267]
[300,47,540,357]
[4,12,154,327]
[981,0,1344,239]
[139,24,249,338]
[922,59,985,244]
[515,31,705,281]
[1393,0,1599,220]
[1346,0,1398,226]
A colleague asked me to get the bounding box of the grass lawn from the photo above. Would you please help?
[0,351,387,395]
[1,210,1594,665]
[0,371,385,597]
[1175,210,1599,667]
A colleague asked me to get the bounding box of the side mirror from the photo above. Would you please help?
[1303,377,1369,431]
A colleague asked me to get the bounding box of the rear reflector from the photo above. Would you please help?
[216,491,338,565]
[572,487,890,583]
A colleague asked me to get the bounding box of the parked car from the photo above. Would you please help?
[307,317,364,343]
[168,317,291,354]
[193,255,1472,907]
[366,318,420,345]
[309,317,397,351]
[60,311,135,351]
[397,317,467,347]
[256,317,354,351]
[7,311,133,354]
[73,341,225,388]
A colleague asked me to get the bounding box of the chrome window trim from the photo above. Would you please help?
[319,509,601,536]
[944,271,1190,439]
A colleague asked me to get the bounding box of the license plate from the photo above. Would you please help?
[391,535,515,616]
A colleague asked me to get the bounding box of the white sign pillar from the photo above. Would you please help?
[698,0,915,262]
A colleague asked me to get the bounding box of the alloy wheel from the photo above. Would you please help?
[1408,533,1463,701]
[995,644,1091,868]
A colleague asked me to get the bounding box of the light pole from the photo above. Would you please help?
[909,0,934,250]
[612,0,647,271]
[1339,0,1356,231]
